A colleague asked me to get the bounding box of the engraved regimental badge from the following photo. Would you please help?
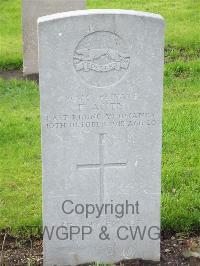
[74,31,130,87]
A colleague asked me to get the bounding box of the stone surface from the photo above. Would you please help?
[38,10,164,266]
[22,0,86,76]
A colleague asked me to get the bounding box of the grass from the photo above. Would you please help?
[0,0,199,235]
[0,0,22,70]
[162,60,200,231]
[0,0,199,70]
[0,79,42,233]
[0,61,199,235]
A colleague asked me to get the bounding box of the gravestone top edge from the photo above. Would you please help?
[37,9,164,25]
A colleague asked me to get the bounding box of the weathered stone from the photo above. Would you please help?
[38,10,164,265]
[22,0,86,76]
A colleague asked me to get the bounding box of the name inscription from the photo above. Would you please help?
[44,91,159,129]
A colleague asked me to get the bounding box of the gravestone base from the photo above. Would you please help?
[25,73,39,83]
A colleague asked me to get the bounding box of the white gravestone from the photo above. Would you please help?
[38,10,164,265]
[22,0,86,76]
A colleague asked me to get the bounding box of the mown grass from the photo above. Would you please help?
[162,60,200,231]
[0,80,42,232]
[0,60,199,235]
[0,0,22,70]
[0,0,199,70]
[0,0,199,236]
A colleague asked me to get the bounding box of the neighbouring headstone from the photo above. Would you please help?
[38,10,164,265]
[22,0,86,76]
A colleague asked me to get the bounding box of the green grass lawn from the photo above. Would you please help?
[0,0,22,70]
[0,61,199,235]
[0,80,42,234]
[0,0,199,236]
[0,0,199,70]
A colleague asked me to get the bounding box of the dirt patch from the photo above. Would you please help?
[164,46,200,63]
[0,233,200,265]
[0,70,23,80]
[0,235,42,265]
[0,70,39,83]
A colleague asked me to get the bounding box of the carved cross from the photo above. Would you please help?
[77,134,128,203]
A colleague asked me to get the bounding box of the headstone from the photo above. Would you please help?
[22,0,86,76]
[38,10,164,265]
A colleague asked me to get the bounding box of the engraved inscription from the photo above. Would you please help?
[45,93,159,129]
[73,31,130,87]
[77,134,128,203]
[46,112,158,129]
